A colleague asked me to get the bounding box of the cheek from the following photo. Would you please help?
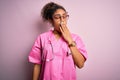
[53,21,60,27]
[64,20,67,24]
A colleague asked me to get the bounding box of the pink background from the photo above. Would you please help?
[0,0,120,80]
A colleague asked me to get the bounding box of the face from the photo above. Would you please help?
[51,9,69,32]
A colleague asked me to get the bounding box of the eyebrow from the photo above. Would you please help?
[54,12,67,16]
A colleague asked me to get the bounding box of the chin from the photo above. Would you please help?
[54,29,61,34]
[57,30,61,33]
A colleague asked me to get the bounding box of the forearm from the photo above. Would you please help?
[59,23,86,68]
[33,64,40,80]
[69,46,85,68]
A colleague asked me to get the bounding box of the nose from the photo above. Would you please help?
[60,16,64,22]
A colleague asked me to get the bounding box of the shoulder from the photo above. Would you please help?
[71,33,82,40]
[37,30,52,38]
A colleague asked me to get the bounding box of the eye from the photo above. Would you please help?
[54,15,61,19]
[63,15,69,19]
[53,13,69,20]
[62,15,69,20]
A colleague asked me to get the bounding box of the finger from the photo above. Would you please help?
[59,25,63,31]
[62,25,68,32]
[60,26,64,33]
[60,24,66,31]
[63,25,67,31]
[60,26,66,35]
[64,25,69,30]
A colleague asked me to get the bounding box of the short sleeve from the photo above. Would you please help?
[75,36,88,60]
[28,35,42,64]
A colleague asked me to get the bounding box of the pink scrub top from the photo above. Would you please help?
[28,30,87,80]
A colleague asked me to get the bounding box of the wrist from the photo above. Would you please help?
[68,41,76,47]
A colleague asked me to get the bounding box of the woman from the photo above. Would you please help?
[28,2,87,80]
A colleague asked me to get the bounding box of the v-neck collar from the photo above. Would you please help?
[50,30,63,42]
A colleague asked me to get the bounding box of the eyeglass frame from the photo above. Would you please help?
[52,12,69,20]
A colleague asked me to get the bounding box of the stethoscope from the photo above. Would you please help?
[42,40,55,62]
[41,21,71,62]
[41,39,72,62]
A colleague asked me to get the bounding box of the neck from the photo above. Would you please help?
[53,30,61,35]
[53,30,62,38]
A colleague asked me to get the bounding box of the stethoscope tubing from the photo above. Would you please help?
[42,42,55,62]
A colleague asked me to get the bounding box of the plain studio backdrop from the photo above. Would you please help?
[0,0,120,80]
